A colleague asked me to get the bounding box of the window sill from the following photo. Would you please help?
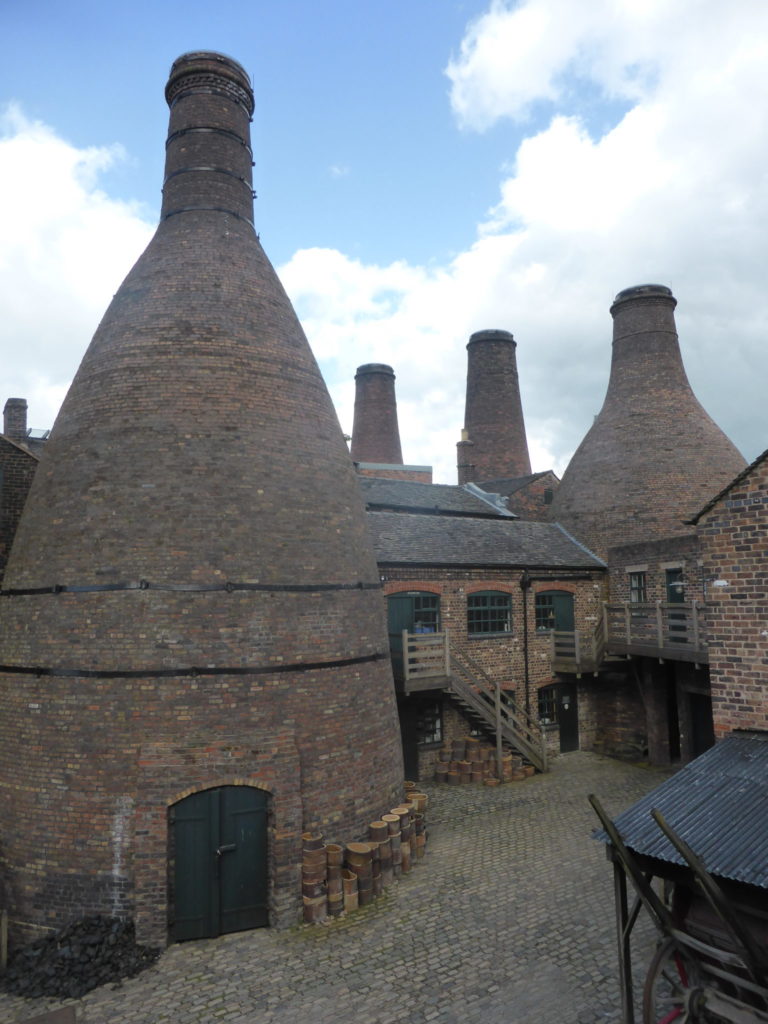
[467,632,512,640]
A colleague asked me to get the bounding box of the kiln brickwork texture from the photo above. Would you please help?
[549,285,746,559]
[350,363,404,465]
[457,329,532,485]
[0,51,403,946]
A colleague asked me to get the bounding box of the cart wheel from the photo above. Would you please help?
[643,938,701,1024]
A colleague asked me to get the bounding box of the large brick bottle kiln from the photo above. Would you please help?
[0,52,403,946]
[549,284,746,557]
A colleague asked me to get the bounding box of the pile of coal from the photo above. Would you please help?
[1,915,161,999]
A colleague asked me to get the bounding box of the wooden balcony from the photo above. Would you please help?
[549,601,708,675]
[603,600,708,664]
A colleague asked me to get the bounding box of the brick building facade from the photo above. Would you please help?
[361,476,605,777]
[692,450,768,738]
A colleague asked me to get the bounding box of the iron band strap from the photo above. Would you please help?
[1,579,382,597]
[166,126,253,155]
[161,206,255,226]
[0,651,387,679]
[162,166,253,189]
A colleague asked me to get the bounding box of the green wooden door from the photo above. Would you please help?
[535,591,575,632]
[171,786,268,941]
[387,594,413,680]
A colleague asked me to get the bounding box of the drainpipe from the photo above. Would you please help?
[520,570,532,718]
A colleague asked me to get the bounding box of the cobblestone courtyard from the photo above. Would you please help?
[1,752,673,1024]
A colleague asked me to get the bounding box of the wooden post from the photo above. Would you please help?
[602,600,609,647]
[656,601,663,648]
[624,602,631,644]
[613,859,635,1024]
[573,629,581,672]
[495,676,503,782]
[1,908,7,973]
[444,627,451,676]
[402,629,409,683]
[691,601,700,649]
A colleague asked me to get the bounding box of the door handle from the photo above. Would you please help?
[216,844,236,856]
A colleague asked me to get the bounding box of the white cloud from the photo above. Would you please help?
[281,0,768,482]
[0,105,154,430]
[4,2,768,491]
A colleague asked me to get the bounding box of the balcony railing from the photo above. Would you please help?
[603,600,707,663]
[549,601,708,674]
[402,629,450,686]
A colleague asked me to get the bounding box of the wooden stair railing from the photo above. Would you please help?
[446,645,548,773]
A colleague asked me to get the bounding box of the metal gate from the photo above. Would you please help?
[170,785,268,941]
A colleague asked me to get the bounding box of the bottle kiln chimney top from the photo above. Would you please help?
[350,363,404,465]
[161,51,255,225]
[457,327,531,485]
[467,328,516,348]
[610,283,676,311]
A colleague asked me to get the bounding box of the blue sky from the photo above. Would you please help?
[2,0,768,483]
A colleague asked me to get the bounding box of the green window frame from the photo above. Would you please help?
[535,593,556,631]
[467,591,512,635]
[412,593,440,633]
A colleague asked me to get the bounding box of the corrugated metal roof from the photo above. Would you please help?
[595,731,768,888]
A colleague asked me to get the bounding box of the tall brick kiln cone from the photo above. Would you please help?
[0,52,403,946]
[549,284,746,557]
[350,363,403,464]
[456,329,532,484]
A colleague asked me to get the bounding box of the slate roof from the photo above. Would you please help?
[368,510,605,569]
[359,477,513,517]
[478,471,557,495]
[595,731,768,889]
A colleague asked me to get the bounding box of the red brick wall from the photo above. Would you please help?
[504,472,559,522]
[696,456,768,737]
[356,464,433,483]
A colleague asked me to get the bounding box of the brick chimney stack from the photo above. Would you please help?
[350,363,404,464]
[3,398,28,440]
[457,329,532,485]
[549,284,746,557]
[0,52,403,946]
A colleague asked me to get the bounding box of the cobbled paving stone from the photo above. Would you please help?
[0,752,674,1024]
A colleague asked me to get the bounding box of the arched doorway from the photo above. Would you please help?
[169,785,268,941]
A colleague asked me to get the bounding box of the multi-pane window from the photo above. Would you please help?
[412,594,440,633]
[467,591,512,635]
[535,593,556,631]
[538,685,558,724]
[629,571,648,603]
[415,701,442,746]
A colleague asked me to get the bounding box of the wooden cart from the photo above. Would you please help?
[591,795,768,1024]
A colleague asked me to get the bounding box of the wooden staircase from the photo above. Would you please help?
[400,629,548,772]
[445,645,548,773]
